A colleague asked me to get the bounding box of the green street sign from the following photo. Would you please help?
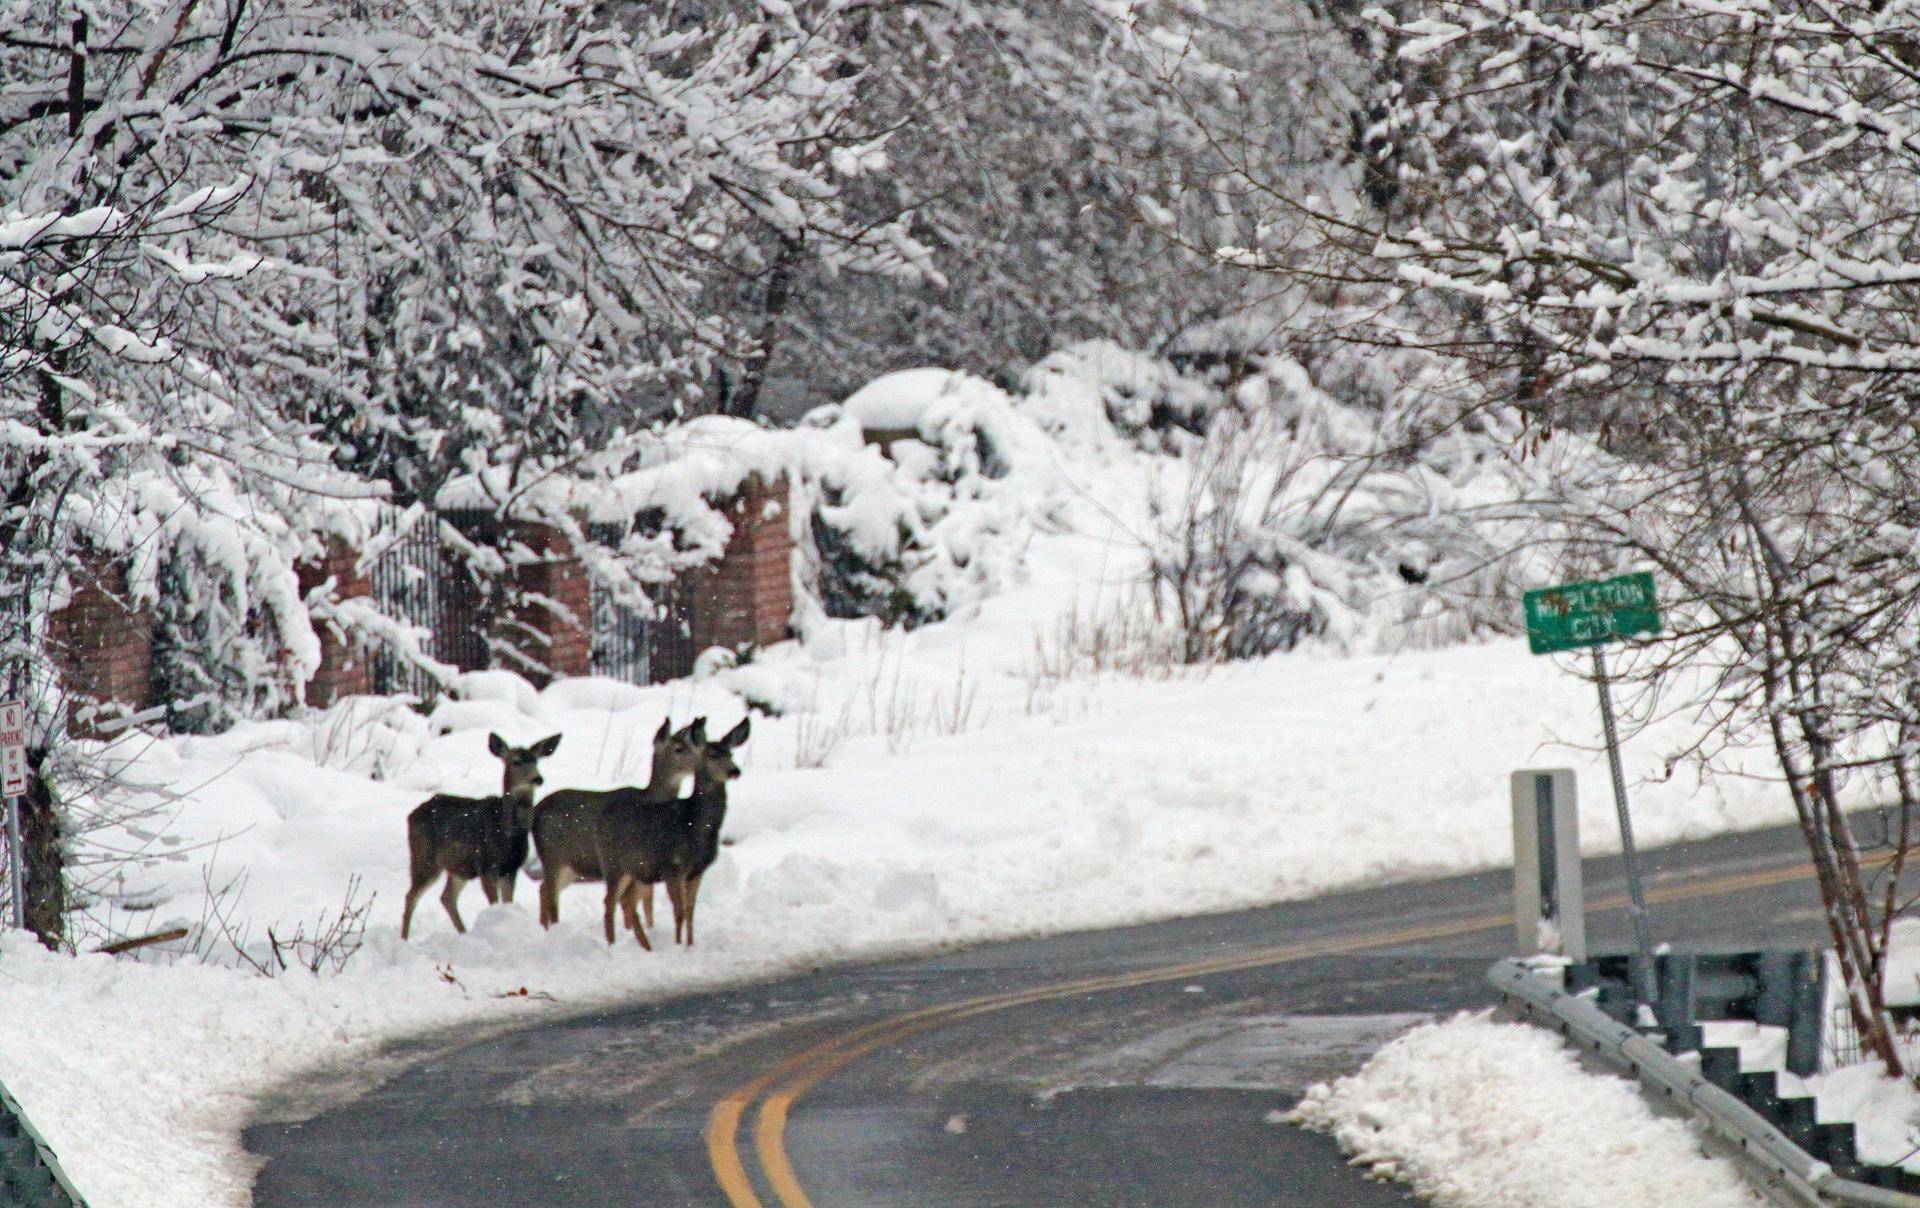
[1523,572,1661,655]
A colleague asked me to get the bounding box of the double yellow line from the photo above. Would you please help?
[705,856,1822,1208]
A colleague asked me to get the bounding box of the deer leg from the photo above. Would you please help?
[479,877,500,905]
[641,882,655,930]
[603,877,624,946]
[620,881,652,951]
[401,873,435,941]
[540,865,574,929]
[440,875,470,934]
[666,875,687,945]
[683,873,704,947]
[497,873,517,905]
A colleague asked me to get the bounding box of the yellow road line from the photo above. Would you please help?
[711,856,1827,1208]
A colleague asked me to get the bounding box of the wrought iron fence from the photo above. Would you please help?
[367,511,487,697]
[587,582,695,685]
[590,585,653,684]
[365,511,704,691]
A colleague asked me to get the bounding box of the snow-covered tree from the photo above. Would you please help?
[1169,0,1920,1079]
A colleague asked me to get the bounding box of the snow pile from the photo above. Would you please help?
[1290,1012,1763,1207]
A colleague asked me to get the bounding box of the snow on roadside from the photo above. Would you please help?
[1289,1012,1764,1207]
[0,626,1805,1206]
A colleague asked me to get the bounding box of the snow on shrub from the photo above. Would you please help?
[1140,353,1546,661]
[447,340,1546,655]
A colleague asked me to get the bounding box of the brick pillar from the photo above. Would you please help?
[46,553,152,736]
[495,522,591,688]
[689,475,794,659]
[296,539,374,707]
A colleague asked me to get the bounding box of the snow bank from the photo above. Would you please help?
[1290,1012,1764,1207]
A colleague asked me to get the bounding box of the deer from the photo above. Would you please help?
[400,732,561,940]
[529,717,701,929]
[598,716,749,950]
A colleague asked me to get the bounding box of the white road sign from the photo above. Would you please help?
[0,700,25,797]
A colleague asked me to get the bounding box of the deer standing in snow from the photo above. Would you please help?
[530,718,700,928]
[400,732,561,939]
[598,717,749,949]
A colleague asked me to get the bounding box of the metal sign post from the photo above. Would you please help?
[0,700,27,931]
[1522,573,1661,1005]
[1591,648,1654,1003]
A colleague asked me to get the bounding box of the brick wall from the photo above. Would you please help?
[494,522,592,689]
[688,474,795,661]
[295,539,373,707]
[46,553,151,734]
[42,477,796,733]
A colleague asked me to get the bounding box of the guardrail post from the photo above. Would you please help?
[1511,769,1585,961]
[1786,952,1824,1077]
[1656,955,1702,1053]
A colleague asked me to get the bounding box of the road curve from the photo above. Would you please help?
[248,819,1833,1207]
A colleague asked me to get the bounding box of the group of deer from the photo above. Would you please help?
[398,715,751,950]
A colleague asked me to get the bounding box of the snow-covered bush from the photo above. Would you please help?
[1140,356,1537,663]
[1023,341,1224,451]
[797,369,1063,627]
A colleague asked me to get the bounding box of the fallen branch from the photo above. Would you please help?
[93,926,188,956]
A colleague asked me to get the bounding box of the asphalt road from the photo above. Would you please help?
[246,819,1836,1207]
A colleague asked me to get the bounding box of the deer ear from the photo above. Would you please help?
[722,718,751,750]
[532,733,562,758]
[688,717,709,743]
[487,733,508,757]
[655,718,672,741]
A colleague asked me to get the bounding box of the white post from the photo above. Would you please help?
[4,792,20,931]
[1511,768,1585,961]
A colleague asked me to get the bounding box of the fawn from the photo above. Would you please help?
[530,718,700,929]
[400,732,561,940]
[598,716,749,949]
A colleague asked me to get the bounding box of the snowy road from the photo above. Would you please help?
[245,819,1834,1206]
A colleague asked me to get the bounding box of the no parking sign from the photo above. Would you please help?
[0,701,25,797]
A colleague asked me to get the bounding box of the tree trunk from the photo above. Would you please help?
[725,234,803,421]
[21,749,65,950]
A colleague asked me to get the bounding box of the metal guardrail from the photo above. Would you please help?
[1490,958,1920,1208]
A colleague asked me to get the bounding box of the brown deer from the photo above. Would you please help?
[400,732,561,940]
[598,716,749,949]
[530,718,700,929]
[663,716,749,946]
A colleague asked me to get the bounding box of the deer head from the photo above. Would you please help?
[488,732,562,818]
[648,717,703,796]
[691,717,750,784]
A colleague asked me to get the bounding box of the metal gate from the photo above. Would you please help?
[367,511,487,696]
[590,584,653,684]
[588,581,695,684]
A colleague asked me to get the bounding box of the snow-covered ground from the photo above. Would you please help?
[1289,1012,1764,1207]
[0,634,1800,1201]
[0,356,1825,1204]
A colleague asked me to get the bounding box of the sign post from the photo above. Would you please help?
[0,701,26,931]
[1522,572,1661,1004]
